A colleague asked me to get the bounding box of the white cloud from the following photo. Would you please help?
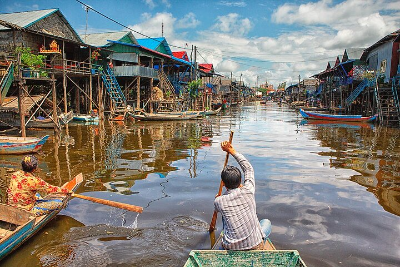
[176,13,200,29]
[129,1,400,88]
[218,1,247,7]
[143,0,171,9]
[217,60,240,72]
[161,0,171,8]
[143,0,156,9]
[212,13,253,36]
[130,12,176,38]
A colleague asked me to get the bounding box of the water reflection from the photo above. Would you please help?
[300,122,400,216]
[1,103,399,267]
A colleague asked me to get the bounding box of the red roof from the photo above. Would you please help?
[199,63,213,73]
[172,51,189,61]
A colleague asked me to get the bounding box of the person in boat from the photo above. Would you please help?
[214,141,271,250]
[7,155,72,216]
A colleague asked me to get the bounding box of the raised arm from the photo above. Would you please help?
[221,141,255,193]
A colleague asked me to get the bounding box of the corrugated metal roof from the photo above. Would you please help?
[0,9,58,30]
[345,48,364,61]
[81,31,135,47]
[137,37,172,55]
[172,51,190,61]
[110,53,138,63]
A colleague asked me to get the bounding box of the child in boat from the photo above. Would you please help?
[7,155,71,216]
[214,141,271,250]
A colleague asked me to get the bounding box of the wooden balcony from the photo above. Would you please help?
[113,65,158,79]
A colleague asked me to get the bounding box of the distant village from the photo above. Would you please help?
[0,8,400,136]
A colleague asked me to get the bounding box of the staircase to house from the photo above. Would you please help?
[0,62,14,105]
[374,79,400,126]
[345,78,374,107]
[158,70,176,98]
[101,66,126,112]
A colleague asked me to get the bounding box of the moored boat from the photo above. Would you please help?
[201,107,222,116]
[128,110,200,121]
[299,108,377,122]
[0,135,49,154]
[0,173,83,260]
[72,114,99,122]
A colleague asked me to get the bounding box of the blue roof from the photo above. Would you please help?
[136,37,172,55]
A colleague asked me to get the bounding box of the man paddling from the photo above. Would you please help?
[7,155,72,216]
[214,141,271,250]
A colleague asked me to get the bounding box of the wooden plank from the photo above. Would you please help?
[0,204,32,226]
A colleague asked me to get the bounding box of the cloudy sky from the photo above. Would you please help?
[2,0,400,87]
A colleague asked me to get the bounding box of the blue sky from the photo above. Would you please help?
[2,0,400,87]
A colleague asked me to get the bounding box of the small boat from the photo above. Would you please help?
[201,107,222,116]
[72,115,99,122]
[0,173,83,260]
[300,119,374,129]
[0,135,49,154]
[128,110,200,121]
[110,114,125,121]
[184,232,307,266]
[299,109,377,122]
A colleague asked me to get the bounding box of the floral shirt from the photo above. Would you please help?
[7,170,69,211]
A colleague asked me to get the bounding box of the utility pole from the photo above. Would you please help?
[298,74,301,102]
[193,46,197,80]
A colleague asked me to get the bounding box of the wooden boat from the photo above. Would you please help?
[110,114,125,121]
[128,110,200,121]
[300,119,373,129]
[72,114,99,122]
[202,107,222,116]
[0,173,83,260]
[299,108,377,122]
[184,232,307,266]
[0,135,49,154]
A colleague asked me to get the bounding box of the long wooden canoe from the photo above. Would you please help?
[128,111,200,121]
[72,115,99,122]
[201,107,222,116]
[299,108,377,122]
[0,135,49,154]
[0,173,83,260]
[184,232,307,267]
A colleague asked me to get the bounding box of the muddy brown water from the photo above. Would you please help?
[0,102,399,267]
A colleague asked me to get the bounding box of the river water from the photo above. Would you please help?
[1,102,399,267]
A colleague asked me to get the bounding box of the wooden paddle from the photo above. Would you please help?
[71,193,143,213]
[209,130,234,232]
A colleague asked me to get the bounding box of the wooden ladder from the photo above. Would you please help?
[157,70,175,98]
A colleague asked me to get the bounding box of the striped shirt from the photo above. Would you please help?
[214,152,264,250]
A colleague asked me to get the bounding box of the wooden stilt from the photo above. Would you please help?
[98,74,104,120]
[62,41,68,114]
[89,47,93,112]
[18,82,26,137]
[149,57,154,113]
[52,73,59,133]
[137,76,141,109]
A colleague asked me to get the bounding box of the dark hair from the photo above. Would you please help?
[221,165,241,189]
[21,155,38,173]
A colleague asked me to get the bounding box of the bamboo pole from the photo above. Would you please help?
[209,131,234,232]
[52,73,59,133]
[18,83,26,137]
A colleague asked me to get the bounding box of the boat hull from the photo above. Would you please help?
[0,135,49,154]
[0,174,82,260]
[73,115,99,122]
[299,109,377,122]
[129,111,200,121]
